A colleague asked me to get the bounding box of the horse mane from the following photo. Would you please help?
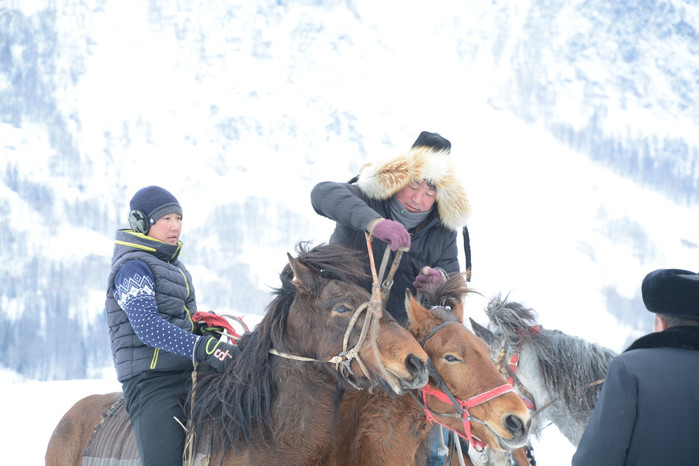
[485,294,617,421]
[190,242,370,446]
[421,272,470,317]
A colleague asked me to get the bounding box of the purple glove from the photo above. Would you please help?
[371,219,411,251]
[413,266,445,293]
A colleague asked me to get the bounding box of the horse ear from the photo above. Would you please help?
[405,290,429,332]
[452,300,464,324]
[287,253,313,291]
[469,317,496,346]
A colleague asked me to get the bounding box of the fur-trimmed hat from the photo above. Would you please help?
[642,269,699,320]
[411,131,452,152]
[355,131,470,231]
[129,186,182,230]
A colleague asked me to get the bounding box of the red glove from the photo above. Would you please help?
[372,219,411,251]
[413,266,445,293]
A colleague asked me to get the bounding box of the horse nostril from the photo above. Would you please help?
[405,353,427,378]
[504,414,525,435]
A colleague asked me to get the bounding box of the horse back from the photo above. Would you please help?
[46,392,122,466]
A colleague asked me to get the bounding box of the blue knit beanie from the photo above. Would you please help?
[129,186,182,228]
[642,268,699,320]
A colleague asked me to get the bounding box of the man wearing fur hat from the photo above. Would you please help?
[311,131,471,325]
[573,268,699,465]
[312,132,471,465]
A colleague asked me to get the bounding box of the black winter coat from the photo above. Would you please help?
[572,326,699,466]
[311,181,459,324]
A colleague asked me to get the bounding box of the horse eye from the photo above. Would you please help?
[335,304,353,315]
[444,354,460,363]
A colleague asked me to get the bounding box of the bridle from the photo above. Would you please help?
[491,325,604,466]
[494,326,541,412]
[415,320,517,458]
[270,233,403,390]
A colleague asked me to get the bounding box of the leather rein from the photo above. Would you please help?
[270,233,403,390]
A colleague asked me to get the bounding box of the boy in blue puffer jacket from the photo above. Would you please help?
[106,185,238,466]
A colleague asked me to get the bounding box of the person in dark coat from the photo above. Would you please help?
[106,186,239,466]
[572,268,699,466]
[311,132,471,465]
[311,131,471,325]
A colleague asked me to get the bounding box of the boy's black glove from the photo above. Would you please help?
[195,335,239,372]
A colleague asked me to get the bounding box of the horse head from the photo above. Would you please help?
[405,279,532,453]
[284,243,429,394]
[470,294,617,447]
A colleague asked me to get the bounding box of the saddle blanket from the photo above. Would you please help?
[82,396,211,466]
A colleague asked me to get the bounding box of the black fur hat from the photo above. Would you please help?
[642,269,699,319]
[411,131,451,152]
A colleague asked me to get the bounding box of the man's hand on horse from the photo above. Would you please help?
[195,335,239,372]
[371,219,411,251]
[413,266,446,293]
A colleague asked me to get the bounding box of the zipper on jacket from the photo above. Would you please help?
[185,305,194,332]
[176,268,191,298]
[150,348,160,369]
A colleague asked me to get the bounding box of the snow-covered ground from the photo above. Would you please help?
[3,347,576,465]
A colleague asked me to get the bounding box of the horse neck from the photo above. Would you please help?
[332,389,431,464]
[272,355,342,426]
[217,357,342,465]
[516,341,592,446]
[516,343,553,420]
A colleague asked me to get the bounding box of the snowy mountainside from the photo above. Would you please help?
[1,0,698,380]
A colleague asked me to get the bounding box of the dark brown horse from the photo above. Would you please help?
[322,276,532,465]
[46,243,430,465]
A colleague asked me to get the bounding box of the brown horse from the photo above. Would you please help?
[322,276,532,465]
[46,243,430,466]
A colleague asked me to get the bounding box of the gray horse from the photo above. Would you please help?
[469,295,617,465]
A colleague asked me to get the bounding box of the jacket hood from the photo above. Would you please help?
[355,146,471,231]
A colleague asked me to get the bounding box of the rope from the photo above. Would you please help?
[453,431,466,466]
[183,363,198,466]
[269,297,376,389]
[268,349,316,362]
[531,378,605,419]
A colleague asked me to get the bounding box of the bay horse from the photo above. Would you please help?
[46,243,430,466]
[322,276,532,465]
[469,294,617,465]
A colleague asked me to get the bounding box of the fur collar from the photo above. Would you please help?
[625,326,699,353]
[355,146,471,231]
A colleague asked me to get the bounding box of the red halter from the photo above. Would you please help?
[420,382,516,451]
[417,320,517,452]
[503,325,541,411]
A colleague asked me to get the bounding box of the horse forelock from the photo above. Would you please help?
[294,241,369,287]
[427,305,459,324]
[485,294,540,341]
[422,273,469,310]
